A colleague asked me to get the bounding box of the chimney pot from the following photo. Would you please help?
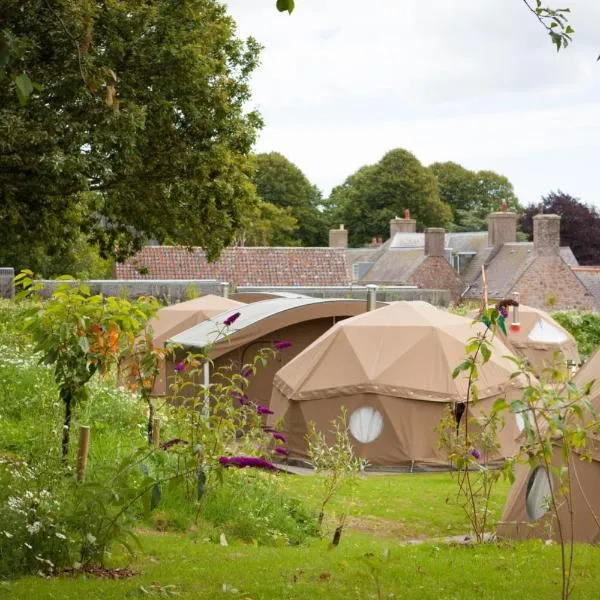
[533,214,561,255]
[424,228,445,257]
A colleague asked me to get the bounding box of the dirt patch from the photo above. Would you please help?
[60,566,137,579]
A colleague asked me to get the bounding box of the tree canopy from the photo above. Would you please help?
[0,0,262,275]
[253,152,327,247]
[326,149,452,247]
[521,191,600,265]
[430,162,521,232]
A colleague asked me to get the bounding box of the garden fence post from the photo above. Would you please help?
[152,417,160,448]
[76,425,90,482]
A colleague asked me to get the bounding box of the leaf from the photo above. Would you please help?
[480,343,491,364]
[497,316,507,336]
[14,73,34,106]
[276,0,294,13]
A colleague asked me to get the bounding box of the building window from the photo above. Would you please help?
[349,407,384,444]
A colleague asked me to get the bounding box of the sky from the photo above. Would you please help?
[225,0,600,208]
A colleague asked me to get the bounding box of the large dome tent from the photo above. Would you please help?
[269,301,529,467]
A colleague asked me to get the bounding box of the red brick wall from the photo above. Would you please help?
[409,257,462,303]
[513,255,595,311]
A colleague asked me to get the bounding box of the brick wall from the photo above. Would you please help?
[513,255,595,311]
[409,257,462,303]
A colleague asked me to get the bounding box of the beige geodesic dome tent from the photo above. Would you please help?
[269,301,528,467]
[497,347,600,543]
[122,295,245,395]
[469,304,579,377]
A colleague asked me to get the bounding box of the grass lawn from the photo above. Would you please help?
[6,530,600,599]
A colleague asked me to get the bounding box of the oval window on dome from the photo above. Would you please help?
[349,407,384,444]
[525,466,553,520]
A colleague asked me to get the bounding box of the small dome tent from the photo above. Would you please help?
[497,347,600,543]
[130,295,245,396]
[470,304,579,377]
[270,301,527,467]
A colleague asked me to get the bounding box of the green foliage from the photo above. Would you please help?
[552,310,600,359]
[234,197,299,247]
[326,148,452,246]
[253,152,326,246]
[430,162,521,232]
[199,469,318,546]
[16,271,158,456]
[523,1,575,51]
[0,0,262,274]
[306,409,366,545]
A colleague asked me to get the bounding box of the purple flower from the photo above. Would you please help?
[256,404,274,415]
[469,448,481,461]
[242,367,252,378]
[273,340,292,351]
[219,456,277,471]
[499,306,509,319]
[262,426,276,433]
[274,446,289,456]
[272,432,286,443]
[160,438,188,451]
[174,361,185,373]
[232,392,249,405]
[223,312,241,327]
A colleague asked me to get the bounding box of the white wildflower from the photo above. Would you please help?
[55,532,66,540]
[3,531,13,538]
[27,521,42,534]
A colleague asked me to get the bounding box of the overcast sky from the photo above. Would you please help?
[226,1,600,208]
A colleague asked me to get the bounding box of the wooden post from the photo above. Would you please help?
[151,418,160,448]
[76,425,90,482]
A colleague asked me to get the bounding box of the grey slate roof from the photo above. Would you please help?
[572,267,600,309]
[360,249,426,283]
[463,243,580,299]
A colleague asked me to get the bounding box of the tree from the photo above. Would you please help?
[521,191,600,265]
[233,198,299,246]
[253,152,327,246]
[0,0,262,274]
[326,148,452,247]
[430,162,521,231]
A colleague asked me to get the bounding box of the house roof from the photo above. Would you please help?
[464,243,579,299]
[360,248,426,283]
[115,246,352,286]
[572,267,600,309]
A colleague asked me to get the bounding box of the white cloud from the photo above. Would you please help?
[227,0,600,206]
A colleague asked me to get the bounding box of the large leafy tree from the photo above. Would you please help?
[253,152,327,246]
[430,162,521,232]
[0,0,262,274]
[521,191,600,265]
[233,198,299,247]
[326,149,452,247]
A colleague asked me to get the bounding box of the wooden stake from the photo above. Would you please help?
[76,425,90,482]
[151,418,160,448]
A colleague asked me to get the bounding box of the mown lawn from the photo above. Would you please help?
[6,531,600,599]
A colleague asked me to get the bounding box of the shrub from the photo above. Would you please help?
[552,310,600,359]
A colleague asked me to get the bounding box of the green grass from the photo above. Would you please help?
[281,473,512,539]
[5,531,600,599]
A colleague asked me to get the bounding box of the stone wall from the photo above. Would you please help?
[409,257,462,304]
[236,285,452,306]
[0,268,15,299]
[513,255,596,311]
[35,279,222,303]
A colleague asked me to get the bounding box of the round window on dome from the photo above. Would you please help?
[349,407,384,444]
[525,466,553,520]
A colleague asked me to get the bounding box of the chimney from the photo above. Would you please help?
[533,214,561,255]
[488,203,517,247]
[329,224,348,248]
[389,209,416,237]
[424,228,445,257]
